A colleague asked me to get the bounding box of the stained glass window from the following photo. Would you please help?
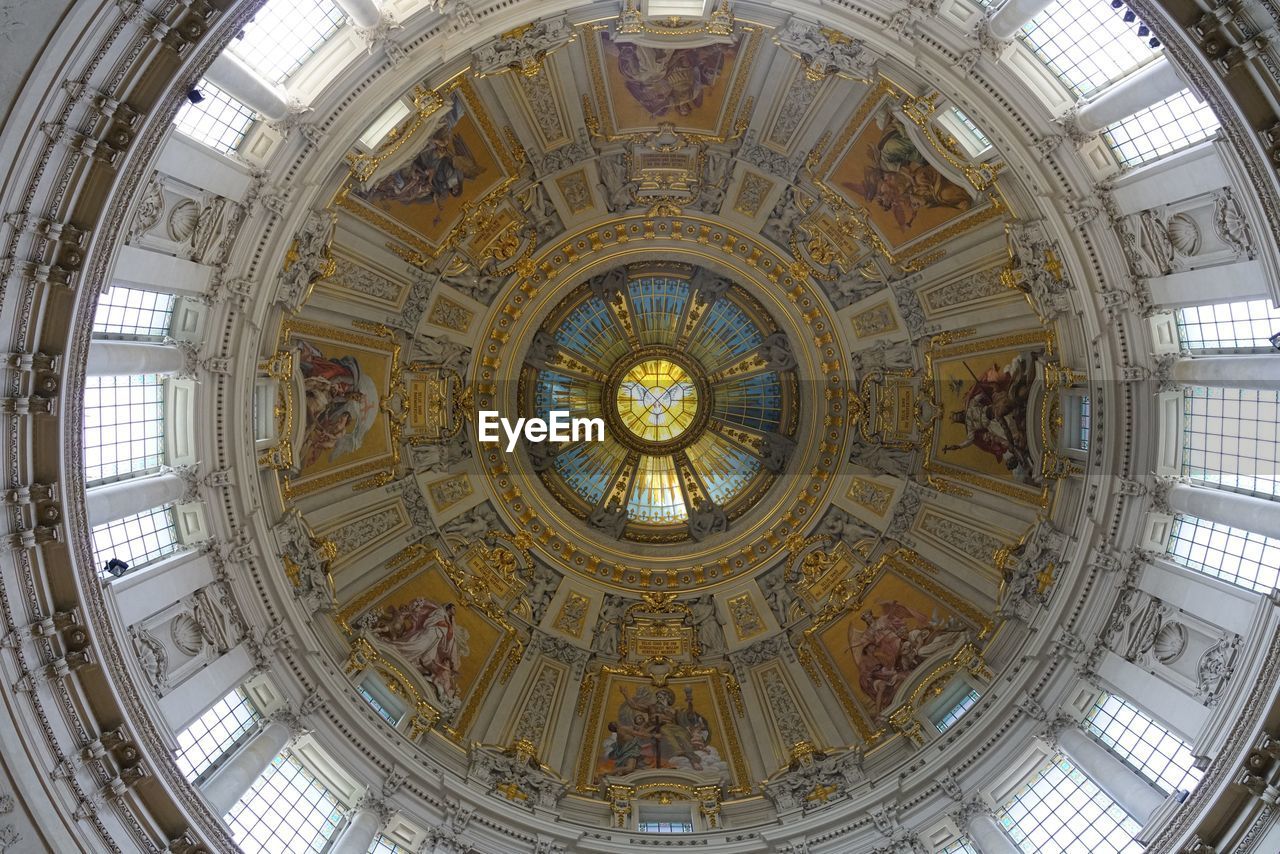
[629,277,689,346]
[628,455,687,523]
[556,297,630,365]
[688,299,764,370]
[615,359,700,443]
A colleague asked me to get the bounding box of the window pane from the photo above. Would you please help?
[951,106,991,150]
[93,287,175,339]
[369,835,410,854]
[174,688,260,782]
[83,374,166,484]
[940,841,980,854]
[1085,693,1202,794]
[228,0,346,85]
[1177,299,1280,353]
[357,682,402,726]
[1168,514,1280,593]
[637,820,695,833]
[934,687,982,733]
[1078,395,1091,451]
[1104,89,1219,168]
[91,505,180,576]
[173,79,257,154]
[225,752,346,853]
[999,756,1142,853]
[1020,0,1161,96]
[1182,386,1280,499]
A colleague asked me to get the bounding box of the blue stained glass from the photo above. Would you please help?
[689,299,763,369]
[713,372,783,433]
[553,442,626,506]
[628,276,689,346]
[555,297,629,364]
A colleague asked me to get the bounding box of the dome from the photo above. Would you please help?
[2,0,1280,852]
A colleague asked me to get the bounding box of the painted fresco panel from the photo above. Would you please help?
[815,570,972,723]
[829,104,974,249]
[348,93,503,247]
[600,32,740,134]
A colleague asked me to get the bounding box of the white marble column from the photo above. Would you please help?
[204,51,292,122]
[329,802,384,854]
[987,0,1056,40]
[1075,59,1186,134]
[335,0,383,28]
[1168,483,1280,540]
[1172,356,1280,391]
[200,720,292,814]
[86,472,186,526]
[963,808,1022,854]
[86,341,185,376]
[1056,725,1165,823]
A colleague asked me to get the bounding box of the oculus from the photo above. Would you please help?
[520,264,799,542]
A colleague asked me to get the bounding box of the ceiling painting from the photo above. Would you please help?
[584,26,760,139]
[923,329,1058,505]
[337,80,521,261]
[578,670,748,794]
[339,545,523,739]
[277,319,401,499]
[801,551,991,740]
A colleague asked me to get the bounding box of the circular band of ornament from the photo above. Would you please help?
[472,214,850,593]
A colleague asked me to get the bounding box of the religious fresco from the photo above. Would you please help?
[279,319,398,498]
[586,676,737,788]
[350,94,501,245]
[348,559,505,712]
[806,558,987,735]
[601,33,739,132]
[830,105,973,245]
[924,330,1055,502]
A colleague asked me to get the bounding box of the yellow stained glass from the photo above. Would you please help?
[615,359,699,443]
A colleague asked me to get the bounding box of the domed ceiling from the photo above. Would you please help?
[250,1,1084,825]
